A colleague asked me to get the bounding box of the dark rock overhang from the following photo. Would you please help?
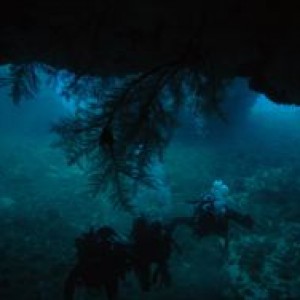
[1,0,300,105]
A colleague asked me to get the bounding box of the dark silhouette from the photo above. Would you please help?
[170,194,253,253]
[130,216,152,291]
[130,216,178,292]
[189,195,253,251]
[64,226,131,300]
[169,180,253,253]
[150,220,175,288]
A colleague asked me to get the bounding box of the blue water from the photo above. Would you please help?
[0,66,299,299]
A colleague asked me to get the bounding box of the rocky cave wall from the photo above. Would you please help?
[1,0,300,105]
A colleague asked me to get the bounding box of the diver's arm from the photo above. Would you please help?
[227,208,254,229]
[167,217,194,234]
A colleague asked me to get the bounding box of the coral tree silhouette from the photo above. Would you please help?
[0,43,225,209]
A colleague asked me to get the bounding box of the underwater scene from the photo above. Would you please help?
[0,66,300,300]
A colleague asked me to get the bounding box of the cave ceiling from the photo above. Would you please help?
[1,0,300,105]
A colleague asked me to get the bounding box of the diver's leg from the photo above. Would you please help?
[153,262,171,288]
[160,263,171,287]
[134,263,151,291]
[64,266,80,300]
[218,232,229,260]
[104,278,119,300]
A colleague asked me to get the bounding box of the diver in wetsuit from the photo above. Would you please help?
[64,226,130,300]
[130,216,152,292]
[171,180,253,252]
[192,180,253,250]
[150,220,174,288]
[130,216,177,291]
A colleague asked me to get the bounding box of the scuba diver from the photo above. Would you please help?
[171,180,254,252]
[64,226,131,300]
[130,216,179,292]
